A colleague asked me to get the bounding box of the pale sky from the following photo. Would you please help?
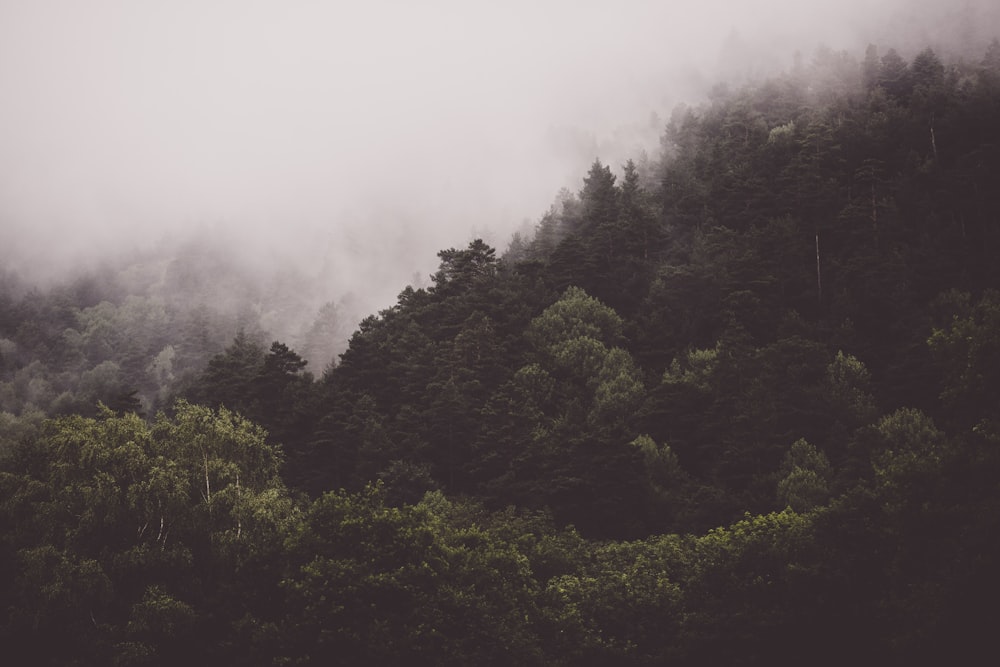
[1,0,995,309]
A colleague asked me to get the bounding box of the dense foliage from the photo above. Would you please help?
[3,42,1000,665]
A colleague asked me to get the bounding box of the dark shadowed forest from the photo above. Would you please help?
[3,40,1000,665]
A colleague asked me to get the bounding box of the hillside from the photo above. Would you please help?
[2,42,1000,665]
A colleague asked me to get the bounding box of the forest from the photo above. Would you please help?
[3,41,1000,665]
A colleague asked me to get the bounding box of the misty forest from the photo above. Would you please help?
[4,23,1000,667]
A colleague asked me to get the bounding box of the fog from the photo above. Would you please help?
[2,0,998,316]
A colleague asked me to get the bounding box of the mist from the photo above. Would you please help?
[2,0,998,318]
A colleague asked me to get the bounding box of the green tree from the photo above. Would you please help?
[868,408,948,512]
[194,330,266,416]
[825,351,877,433]
[526,286,624,351]
[481,288,647,536]
[430,239,499,297]
[928,290,1000,427]
[579,159,618,235]
[776,438,832,511]
[0,402,297,664]
[279,484,545,665]
[618,158,661,261]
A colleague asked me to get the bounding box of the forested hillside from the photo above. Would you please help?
[0,234,359,422]
[3,42,1000,665]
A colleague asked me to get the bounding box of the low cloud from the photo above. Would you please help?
[1,0,996,315]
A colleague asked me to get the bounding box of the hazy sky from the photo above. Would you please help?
[1,0,996,309]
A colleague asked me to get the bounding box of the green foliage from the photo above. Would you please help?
[430,238,500,298]
[280,484,545,665]
[631,434,681,486]
[825,350,877,426]
[777,439,832,511]
[121,585,196,659]
[5,38,1000,666]
[869,408,948,510]
[591,347,644,425]
[527,286,624,350]
[0,403,297,665]
[663,346,718,390]
[928,289,1000,426]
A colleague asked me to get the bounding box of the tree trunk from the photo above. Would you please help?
[815,231,822,305]
[203,453,211,506]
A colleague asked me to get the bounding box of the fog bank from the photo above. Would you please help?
[2,0,998,314]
